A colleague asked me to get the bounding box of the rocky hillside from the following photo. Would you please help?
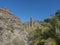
[0,8,28,45]
[0,8,60,45]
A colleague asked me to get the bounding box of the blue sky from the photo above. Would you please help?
[0,0,60,22]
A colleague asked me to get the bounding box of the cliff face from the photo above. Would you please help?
[0,8,28,45]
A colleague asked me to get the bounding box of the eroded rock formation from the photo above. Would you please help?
[0,8,28,45]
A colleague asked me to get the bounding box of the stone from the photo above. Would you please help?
[0,8,28,45]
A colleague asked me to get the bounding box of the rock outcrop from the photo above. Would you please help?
[0,8,28,45]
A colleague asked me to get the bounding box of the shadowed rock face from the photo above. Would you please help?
[0,8,28,45]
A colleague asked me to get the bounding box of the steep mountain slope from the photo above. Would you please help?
[0,8,28,45]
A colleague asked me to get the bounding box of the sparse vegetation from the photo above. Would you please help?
[28,10,60,45]
[0,8,60,45]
